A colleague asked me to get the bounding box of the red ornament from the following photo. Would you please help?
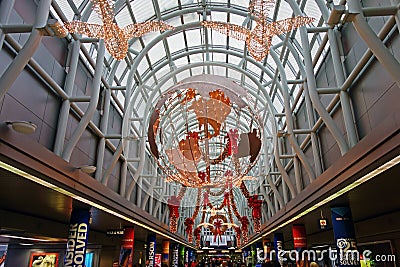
[168,196,181,233]
[248,195,263,233]
[184,218,195,240]
[240,216,249,243]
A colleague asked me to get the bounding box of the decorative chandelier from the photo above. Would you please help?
[57,0,174,60]
[148,75,263,189]
[201,0,314,61]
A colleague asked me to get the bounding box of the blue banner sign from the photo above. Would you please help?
[331,207,359,267]
[172,244,179,267]
[64,208,90,267]
[147,234,157,267]
[274,233,284,264]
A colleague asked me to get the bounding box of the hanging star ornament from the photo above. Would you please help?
[58,0,174,60]
[201,0,314,61]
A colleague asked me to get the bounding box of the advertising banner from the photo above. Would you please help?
[119,228,134,267]
[162,240,170,264]
[179,245,185,267]
[274,233,284,265]
[147,234,157,267]
[262,238,272,261]
[172,244,179,267]
[331,207,359,267]
[292,224,307,249]
[155,254,162,267]
[64,208,90,267]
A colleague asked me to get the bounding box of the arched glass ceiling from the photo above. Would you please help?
[50,0,346,234]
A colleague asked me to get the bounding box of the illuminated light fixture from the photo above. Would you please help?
[6,121,37,134]
[0,161,196,249]
[0,234,51,242]
[201,0,314,61]
[78,165,97,174]
[243,154,400,248]
[57,0,174,60]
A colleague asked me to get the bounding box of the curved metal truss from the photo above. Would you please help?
[0,0,399,240]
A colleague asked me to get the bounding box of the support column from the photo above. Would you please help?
[287,0,349,155]
[391,0,400,34]
[62,40,105,161]
[348,0,400,87]
[328,28,358,148]
[0,0,52,103]
[54,41,81,155]
[0,0,16,51]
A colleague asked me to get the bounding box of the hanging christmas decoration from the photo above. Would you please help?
[168,196,181,233]
[194,227,201,248]
[167,187,187,233]
[248,195,263,233]
[201,0,314,61]
[184,218,195,242]
[240,216,250,243]
[234,226,242,247]
[57,0,174,60]
[208,214,228,242]
[148,75,263,189]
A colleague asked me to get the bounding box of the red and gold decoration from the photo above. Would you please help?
[167,186,187,233]
[248,195,263,233]
[154,75,264,246]
[167,196,181,233]
[57,0,173,60]
[240,216,250,243]
[148,75,263,189]
[201,0,314,61]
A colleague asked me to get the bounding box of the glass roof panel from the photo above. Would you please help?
[129,0,156,22]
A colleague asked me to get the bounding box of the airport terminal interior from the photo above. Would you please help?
[0,0,399,266]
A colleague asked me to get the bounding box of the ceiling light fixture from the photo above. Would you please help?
[201,0,314,61]
[6,121,37,134]
[78,165,97,174]
[57,0,174,60]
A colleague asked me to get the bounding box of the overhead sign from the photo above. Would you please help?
[147,234,157,267]
[119,227,134,267]
[64,208,90,267]
[107,229,125,236]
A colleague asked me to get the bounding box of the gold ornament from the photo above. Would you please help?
[58,0,174,60]
[201,0,314,61]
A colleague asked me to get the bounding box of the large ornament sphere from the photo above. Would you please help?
[148,75,263,188]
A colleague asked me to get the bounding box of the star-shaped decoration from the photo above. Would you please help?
[58,0,174,60]
[201,0,314,61]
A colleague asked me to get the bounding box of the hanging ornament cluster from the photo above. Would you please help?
[167,186,187,233]
[148,75,263,189]
[248,195,263,233]
[240,216,250,243]
[154,75,264,247]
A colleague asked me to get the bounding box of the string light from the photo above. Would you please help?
[57,0,174,60]
[201,0,314,61]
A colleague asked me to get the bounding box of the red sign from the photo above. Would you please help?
[119,228,134,267]
[155,254,162,267]
[292,224,307,249]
